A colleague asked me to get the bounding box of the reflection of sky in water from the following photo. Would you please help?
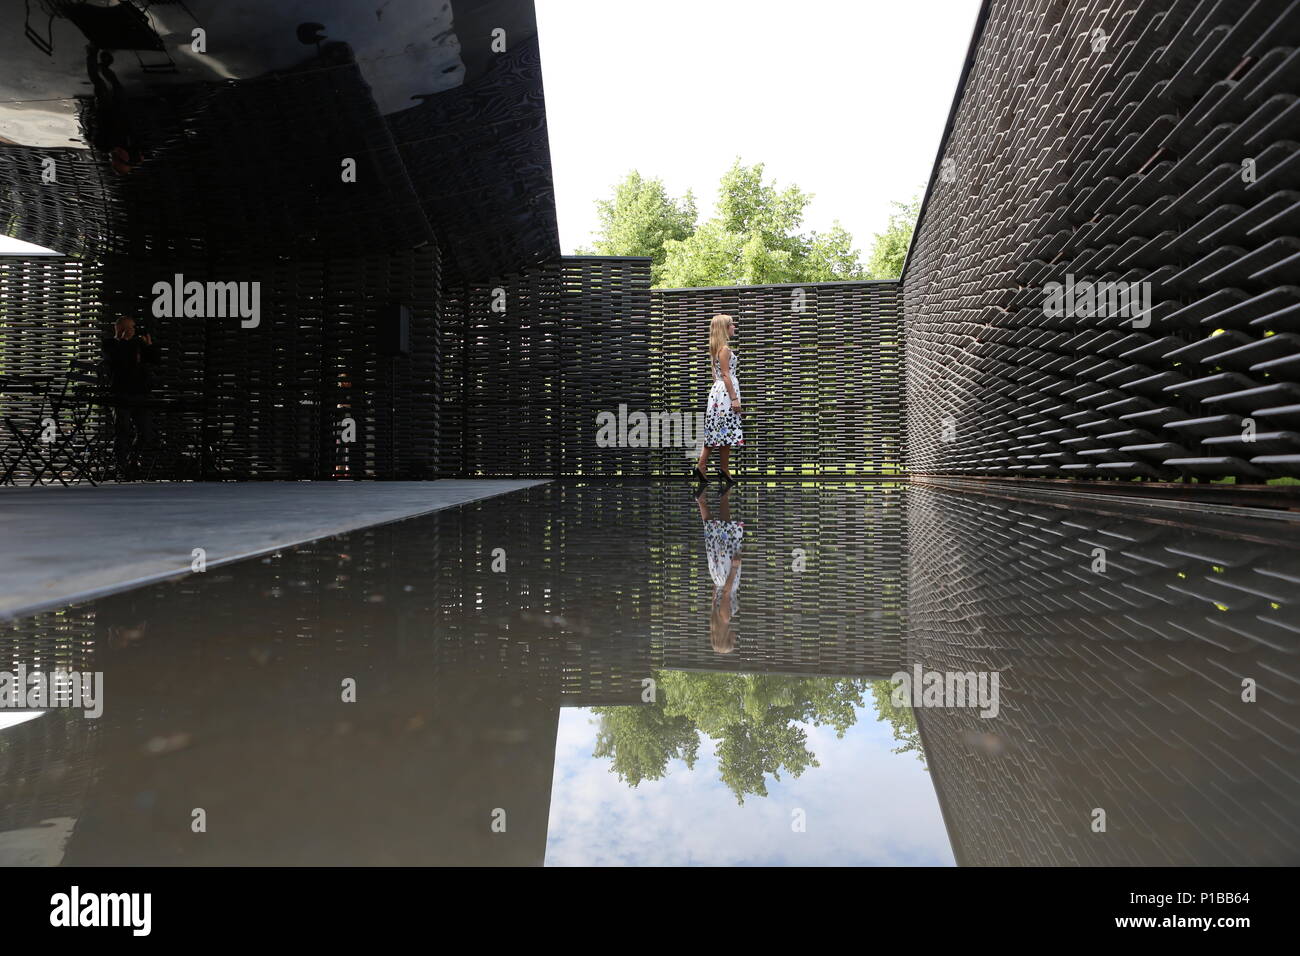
[546,704,954,867]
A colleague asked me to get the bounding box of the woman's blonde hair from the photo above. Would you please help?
[708,314,732,363]
[710,603,736,655]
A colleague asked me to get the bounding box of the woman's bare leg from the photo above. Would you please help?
[719,447,731,478]
[697,445,710,473]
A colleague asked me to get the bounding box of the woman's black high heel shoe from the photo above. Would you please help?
[719,469,738,490]
[692,466,709,484]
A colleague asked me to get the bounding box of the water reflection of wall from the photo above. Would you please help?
[0,482,910,863]
[0,483,654,864]
[908,483,1300,865]
[0,603,101,865]
[651,483,908,676]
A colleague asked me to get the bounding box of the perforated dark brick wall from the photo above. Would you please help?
[905,0,1300,482]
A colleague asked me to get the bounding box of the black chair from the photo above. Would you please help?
[0,364,109,486]
[60,359,115,483]
[0,375,53,485]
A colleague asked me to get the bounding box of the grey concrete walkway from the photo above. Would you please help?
[0,480,545,619]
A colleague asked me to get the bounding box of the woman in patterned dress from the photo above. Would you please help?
[693,313,743,488]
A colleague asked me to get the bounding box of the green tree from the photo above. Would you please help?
[804,222,870,282]
[582,159,872,288]
[592,672,869,804]
[660,159,868,287]
[863,196,922,280]
[576,170,697,286]
[592,701,699,788]
[869,678,926,767]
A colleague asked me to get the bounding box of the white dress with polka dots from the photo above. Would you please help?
[703,350,744,448]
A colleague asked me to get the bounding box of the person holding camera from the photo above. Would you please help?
[102,315,159,478]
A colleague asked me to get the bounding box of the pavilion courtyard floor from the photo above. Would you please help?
[0,480,543,619]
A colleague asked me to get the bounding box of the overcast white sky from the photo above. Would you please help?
[1,0,982,258]
[536,0,983,255]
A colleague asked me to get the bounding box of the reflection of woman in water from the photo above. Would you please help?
[699,490,743,654]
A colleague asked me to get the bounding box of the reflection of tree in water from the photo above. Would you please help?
[869,680,926,768]
[592,673,870,804]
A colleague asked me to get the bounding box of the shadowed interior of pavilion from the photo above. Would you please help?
[4,0,1300,489]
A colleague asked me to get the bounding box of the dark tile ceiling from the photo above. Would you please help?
[0,0,559,281]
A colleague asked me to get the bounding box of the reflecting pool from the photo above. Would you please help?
[0,482,1296,865]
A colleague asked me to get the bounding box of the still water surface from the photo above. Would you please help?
[0,482,1295,865]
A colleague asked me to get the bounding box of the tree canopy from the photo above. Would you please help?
[592,672,871,804]
[579,159,920,288]
[576,170,697,286]
[863,196,922,281]
[869,678,926,766]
